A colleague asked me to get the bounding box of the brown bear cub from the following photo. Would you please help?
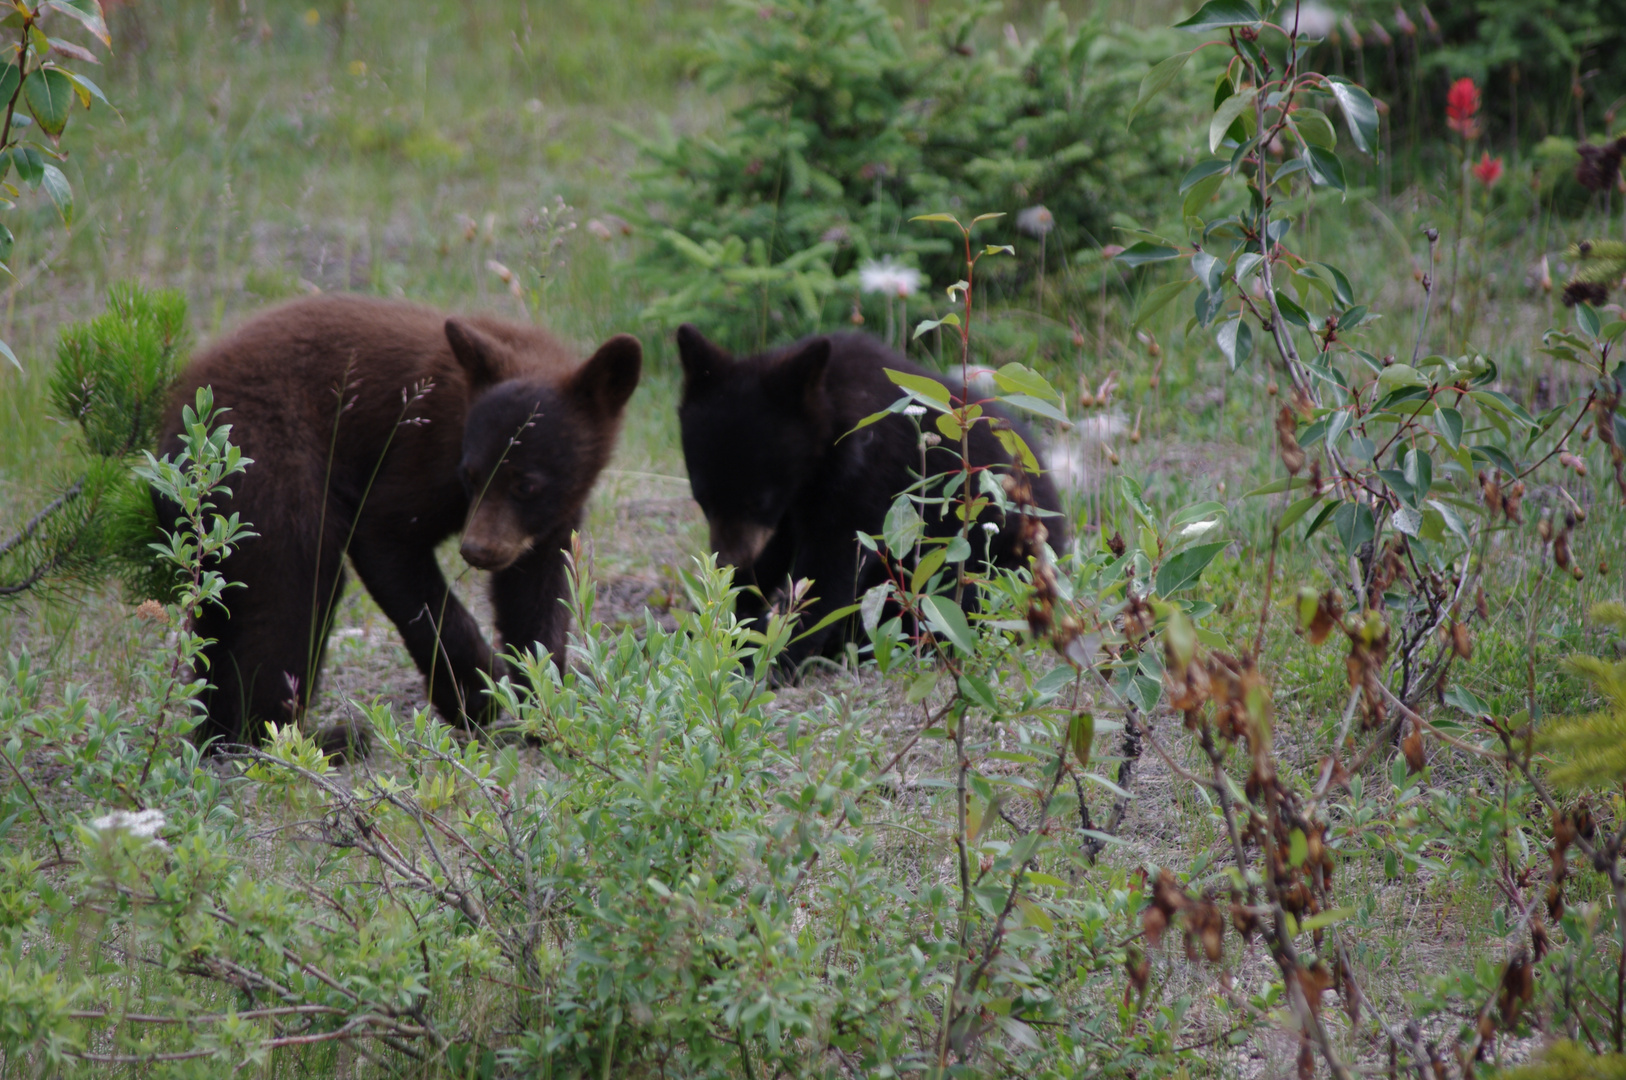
[676,325,1065,668]
[156,295,641,747]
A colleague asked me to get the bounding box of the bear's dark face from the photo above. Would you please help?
[676,325,831,569]
[452,328,642,571]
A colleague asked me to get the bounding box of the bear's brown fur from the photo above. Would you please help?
[156,294,641,747]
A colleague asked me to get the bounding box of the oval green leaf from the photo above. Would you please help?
[25,67,74,137]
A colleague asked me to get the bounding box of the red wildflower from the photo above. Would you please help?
[1472,152,1504,186]
[1446,77,1481,138]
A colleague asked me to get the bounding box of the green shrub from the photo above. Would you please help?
[1,284,188,604]
[624,0,1189,348]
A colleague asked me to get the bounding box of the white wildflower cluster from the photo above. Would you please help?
[859,259,922,298]
[91,808,169,848]
[1016,204,1054,237]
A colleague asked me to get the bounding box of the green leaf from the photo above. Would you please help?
[1179,158,1231,194]
[10,146,43,188]
[0,338,18,371]
[1435,406,1463,449]
[1114,241,1182,269]
[911,547,948,594]
[43,0,111,46]
[1427,499,1471,546]
[920,594,976,654]
[1173,0,1262,32]
[1303,500,1339,540]
[1129,50,1194,127]
[993,427,1041,473]
[0,221,11,264]
[40,163,72,225]
[1132,278,1192,330]
[1325,76,1379,155]
[885,368,951,408]
[1155,542,1226,596]
[791,602,863,643]
[1302,145,1346,191]
[1246,476,1310,497]
[1333,502,1375,554]
[1299,906,1354,933]
[1443,685,1488,716]
[970,212,1005,225]
[1377,468,1415,506]
[907,670,944,704]
[1403,447,1433,501]
[1278,495,1321,531]
[1274,290,1312,329]
[0,63,19,107]
[1575,301,1601,338]
[1289,828,1308,867]
[912,312,960,340]
[1118,476,1157,527]
[958,674,998,712]
[1215,316,1252,369]
[57,68,109,110]
[24,67,75,137]
[998,393,1069,424]
[841,405,901,442]
[1376,363,1427,395]
[911,212,961,225]
[1468,390,1535,429]
[1068,711,1095,770]
[991,363,1062,406]
[1313,262,1355,307]
[1209,87,1257,154]
[1292,107,1337,149]
[1470,444,1518,476]
[1181,171,1226,218]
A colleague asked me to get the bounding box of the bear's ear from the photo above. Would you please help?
[445,318,511,387]
[765,337,831,412]
[676,323,730,397]
[570,334,643,416]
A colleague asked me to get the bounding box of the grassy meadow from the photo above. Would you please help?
[2,0,1626,1077]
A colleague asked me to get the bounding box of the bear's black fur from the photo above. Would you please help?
[156,295,641,747]
[676,325,1065,667]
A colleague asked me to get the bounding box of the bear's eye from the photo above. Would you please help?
[511,476,543,500]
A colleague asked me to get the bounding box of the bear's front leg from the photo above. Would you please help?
[348,538,501,727]
[731,523,795,625]
[490,530,575,679]
[777,534,865,672]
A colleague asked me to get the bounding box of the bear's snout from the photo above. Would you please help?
[461,501,533,571]
[459,537,508,570]
[708,520,776,569]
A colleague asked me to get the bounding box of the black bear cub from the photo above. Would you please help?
[157,295,641,747]
[676,325,1065,667]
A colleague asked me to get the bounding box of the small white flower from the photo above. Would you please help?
[1016,204,1055,237]
[91,808,168,847]
[859,259,922,299]
[982,522,999,535]
[903,405,928,417]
